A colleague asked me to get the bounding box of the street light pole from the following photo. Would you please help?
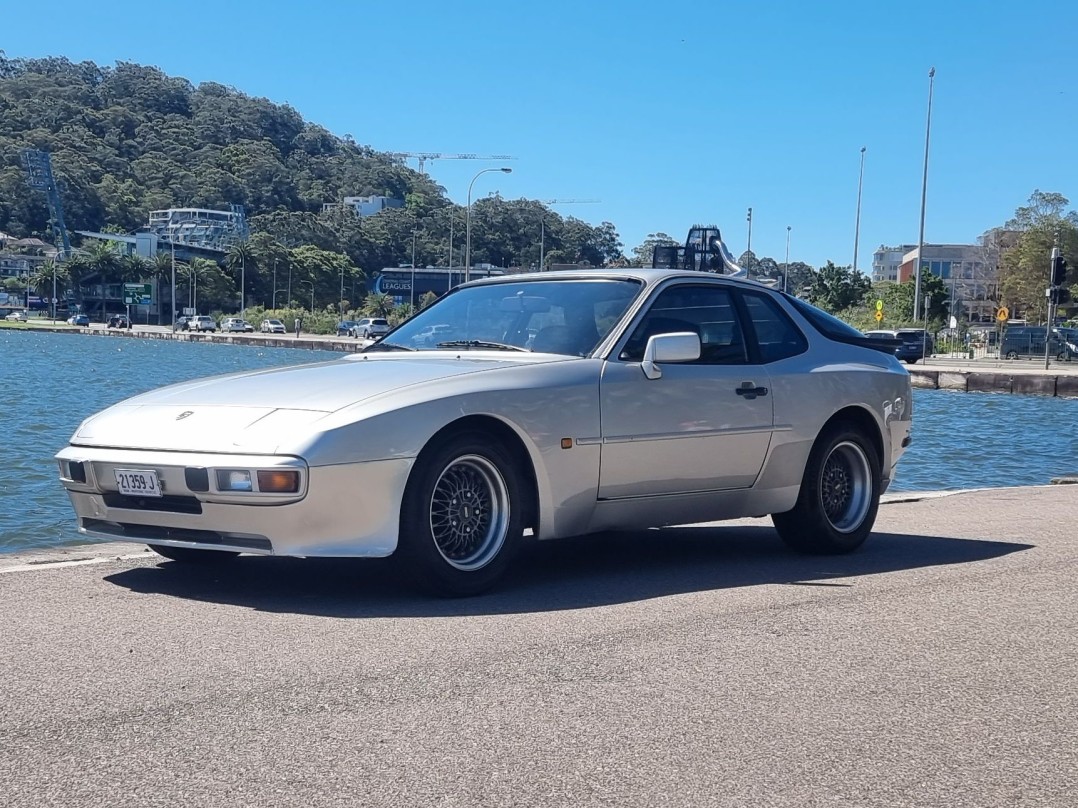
[746,207,753,256]
[465,167,513,284]
[913,67,936,322]
[853,146,866,274]
[448,216,455,291]
[272,259,278,309]
[784,226,791,294]
[240,253,245,316]
[299,279,314,313]
[410,227,418,309]
[171,241,176,323]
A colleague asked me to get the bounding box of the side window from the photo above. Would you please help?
[621,284,747,364]
[741,292,808,363]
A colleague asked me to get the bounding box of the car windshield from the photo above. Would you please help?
[373,278,643,356]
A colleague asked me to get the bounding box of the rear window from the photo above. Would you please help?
[372,319,388,326]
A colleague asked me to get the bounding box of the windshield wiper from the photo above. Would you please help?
[435,340,529,352]
[363,341,414,352]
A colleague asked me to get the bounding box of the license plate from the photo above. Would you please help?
[114,468,162,498]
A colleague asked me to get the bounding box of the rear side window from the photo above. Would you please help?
[788,296,865,340]
[740,292,808,363]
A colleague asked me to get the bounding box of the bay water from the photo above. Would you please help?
[2,330,1075,554]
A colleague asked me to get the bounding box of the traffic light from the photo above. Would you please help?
[1051,254,1068,286]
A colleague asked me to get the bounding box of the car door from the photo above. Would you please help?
[598,282,774,499]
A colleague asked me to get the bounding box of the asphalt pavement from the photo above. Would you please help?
[1,485,1075,807]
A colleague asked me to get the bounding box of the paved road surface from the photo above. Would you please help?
[1,486,1075,807]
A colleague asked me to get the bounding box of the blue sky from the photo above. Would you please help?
[6,0,1077,269]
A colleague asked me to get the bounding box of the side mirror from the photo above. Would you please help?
[641,332,700,380]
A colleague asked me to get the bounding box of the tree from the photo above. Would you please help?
[418,291,438,310]
[998,191,1078,323]
[361,292,394,318]
[808,261,871,313]
[630,233,679,267]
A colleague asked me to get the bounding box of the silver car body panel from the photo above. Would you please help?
[56,269,912,558]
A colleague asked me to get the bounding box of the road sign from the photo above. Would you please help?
[874,310,883,322]
[123,283,152,305]
[875,299,884,311]
[996,306,1009,322]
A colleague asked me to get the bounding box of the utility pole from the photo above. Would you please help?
[853,146,866,273]
[746,207,753,256]
[913,67,936,321]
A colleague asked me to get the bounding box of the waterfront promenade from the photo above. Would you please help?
[1,485,1075,807]
[8,318,1078,396]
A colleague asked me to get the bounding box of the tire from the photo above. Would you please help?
[772,424,881,554]
[905,358,919,364]
[148,544,240,563]
[363,329,371,339]
[1005,351,1019,360]
[398,432,527,596]
[1056,351,1070,362]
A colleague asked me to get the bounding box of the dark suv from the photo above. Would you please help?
[863,329,933,363]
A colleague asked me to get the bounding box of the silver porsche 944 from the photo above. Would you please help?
[56,270,912,595]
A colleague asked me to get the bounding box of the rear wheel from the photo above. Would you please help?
[1056,350,1071,362]
[398,432,526,596]
[773,424,881,554]
[1005,350,1019,359]
[148,544,239,563]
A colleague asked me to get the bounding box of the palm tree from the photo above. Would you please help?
[361,292,394,318]
[227,241,254,314]
[79,242,122,322]
[149,253,174,324]
[29,260,68,318]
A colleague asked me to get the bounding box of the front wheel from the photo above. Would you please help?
[148,544,240,563]
[773,425,881,554]
[1005,351,1019,359]
[1056,351,1071,362]
[398,433,527,596]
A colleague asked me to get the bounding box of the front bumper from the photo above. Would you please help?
[56,446,414,557]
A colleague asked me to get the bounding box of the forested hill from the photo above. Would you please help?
[0,53,625,273]
[0,53,442,236]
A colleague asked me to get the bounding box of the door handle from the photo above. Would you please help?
[735,381,768,399]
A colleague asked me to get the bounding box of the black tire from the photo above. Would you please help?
[773,424,881,554]
[905,358,919,364]
[148,544,240,563]
[398,432,527,596]
[1005,351,1019,360]
[1056,351,1070,362]
[363,329,371,339]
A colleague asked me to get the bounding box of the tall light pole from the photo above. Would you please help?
[239,252,245,316]
[410,226,418,309]
[913,67,936,322]
[447,215,455,290]
[272,259,278,308]
[539,217,545,272]
[465,167,513,284]
[853,146,867,274]
[170,241,177,323]
[299,279,314,313]
[784,226,792,294]
[746,207,753,256]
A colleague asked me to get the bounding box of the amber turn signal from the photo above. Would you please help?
[256,469,300,493]
[560,438,573,449]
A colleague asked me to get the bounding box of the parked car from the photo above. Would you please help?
[56,269,912,596]
[221,317,254,333]
[107,314,132,329]
[192,316,217,332]
[411,323,455,347]
[336,320,358,337]
[863,328,933,363]
[5,310,28,322]
[352,317,391,339]
[67,313,90,327]
[260,318,286,334]
[173,316,190,332]
[1001,326,1077,360]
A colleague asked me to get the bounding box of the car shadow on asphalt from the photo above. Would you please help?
[102,524,1032,618]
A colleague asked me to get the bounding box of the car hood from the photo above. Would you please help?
[71,353,571,452]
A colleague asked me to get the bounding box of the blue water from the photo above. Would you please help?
[2,330,1076,553]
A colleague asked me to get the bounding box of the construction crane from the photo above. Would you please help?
[21,149,71,258]
[387,152,516,174]
[541,199,601,206]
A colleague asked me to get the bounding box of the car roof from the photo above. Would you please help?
[459,267,771,291]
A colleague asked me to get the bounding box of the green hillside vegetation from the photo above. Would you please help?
[0,53,625,320]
